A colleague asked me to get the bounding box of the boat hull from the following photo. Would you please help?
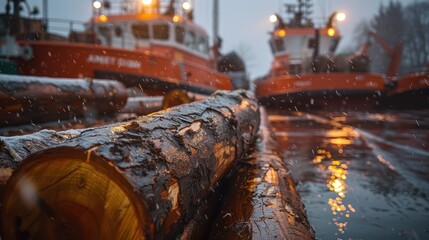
[383,73,429,109]
[17,41,232,95]
[255,73,385,111]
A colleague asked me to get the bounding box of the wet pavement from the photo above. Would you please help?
[269,110,429,239]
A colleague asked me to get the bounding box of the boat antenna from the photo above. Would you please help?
[213,0,219,44]
[5,0,10,15]
[10,0,20,36]
[285,0,313,27]
[43,0,47,30]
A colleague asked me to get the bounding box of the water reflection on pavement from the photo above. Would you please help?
[269,110,429,239]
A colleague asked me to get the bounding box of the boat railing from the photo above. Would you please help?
[92,0,185,17]
[279,16,331,29]
[45,18,87,37]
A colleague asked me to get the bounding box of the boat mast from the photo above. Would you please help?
[213,0,219,43]
[11,0,20,36]
[43,0,48,30]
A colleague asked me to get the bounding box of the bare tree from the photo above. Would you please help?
[369,1,405,74]
[353,20,372,51]
[403,2,429,72]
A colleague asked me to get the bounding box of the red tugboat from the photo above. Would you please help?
[255,1,385,111]
[385,72,429,109]
[355,30,429,109]
[0,0,247,96]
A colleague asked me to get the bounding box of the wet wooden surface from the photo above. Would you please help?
[209,108,315,239]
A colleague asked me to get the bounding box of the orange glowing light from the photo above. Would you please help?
[327,27,336,37]
[173,15,180,22]
[99,15,108,22]
[277,29,286,37]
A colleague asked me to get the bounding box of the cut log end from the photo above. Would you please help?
[1,149,148,240]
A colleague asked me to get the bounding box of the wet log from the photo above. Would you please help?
[0,74,128,127]
[0,116,121,136]
[209,108,315,239]
[0,129,83,197]
[162,89,192,109]
[120,94,207,117]
[120,96,163,116]
[179,190,218,240]
[1,90,260,240]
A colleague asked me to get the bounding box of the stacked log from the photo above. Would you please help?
[120,94,207,117]
[0,117,119,136]
[209,108,315,239]
[0,74,128,127]
[120,96,163,116]
[1,90,260,239]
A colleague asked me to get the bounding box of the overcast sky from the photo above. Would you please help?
[19,0,421,78]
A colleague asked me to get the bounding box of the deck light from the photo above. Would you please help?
[173,15,180,22]
[270,14,286,29]
[99,14,108,22]
[327,27,336,37]
[277,29,286,37]
[270,14,278,23]
[326,11,345,37]
[182,1,191,11]
[142,0,152,6]
[93,1,102,9]
[336,12,346,22]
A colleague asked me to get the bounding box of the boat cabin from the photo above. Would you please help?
[269,28,335,60]
[87,14,210,59]
[269,27,340,75]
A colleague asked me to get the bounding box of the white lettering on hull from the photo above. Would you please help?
[87,54,141,69]
[294,81,311,87]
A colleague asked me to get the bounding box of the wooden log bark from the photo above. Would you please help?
[209,108,315,239]
[0,74,128,127]
[1,90,260,240]
[0,116,122,136]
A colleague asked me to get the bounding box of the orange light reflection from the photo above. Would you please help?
[312,127,356,235]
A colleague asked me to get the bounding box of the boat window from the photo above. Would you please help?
[132,23,149,39]
[98,25,112,46]
[196,35,208,54]
[153,23,169,40]
[270,38,285,53]
[114,26,122,37]
[185,30,196,50]
[175,25,185,44]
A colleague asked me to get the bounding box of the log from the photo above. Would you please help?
[1,90,260,240]
[0,129,84,198]
[0,116,120,136]
[0,129,83,174]
[162,90,192,109]
[0,74,128,127]
[209,108,315,239]
[120,96,163,116]
[120,94,207,117]
[0,117,127,199]
[179,190,218,240]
